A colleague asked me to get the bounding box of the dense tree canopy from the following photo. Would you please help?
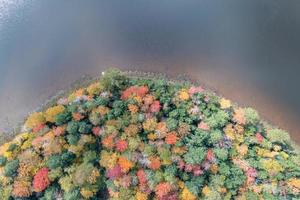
[0,69,300,199]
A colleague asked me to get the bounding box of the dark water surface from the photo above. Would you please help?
[0,0,300,143]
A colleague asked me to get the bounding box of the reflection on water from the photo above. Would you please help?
[0,0,299,142]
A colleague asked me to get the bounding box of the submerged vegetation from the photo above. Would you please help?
[1,69,300,199]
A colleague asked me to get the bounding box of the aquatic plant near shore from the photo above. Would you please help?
[0,68,300,199]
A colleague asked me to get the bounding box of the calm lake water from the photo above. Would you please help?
[0,0,300,143]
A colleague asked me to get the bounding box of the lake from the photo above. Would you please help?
[0,0,299,143]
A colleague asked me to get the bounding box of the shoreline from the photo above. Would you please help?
[1,70,299,152]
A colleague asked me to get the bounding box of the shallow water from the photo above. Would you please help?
[0,0,300,143]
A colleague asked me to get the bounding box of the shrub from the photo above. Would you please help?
[73,163,94,186]
[83,151,97,163]
[213,148,229,161]
[89,112,101,126]
[185,176,205,195]
[99,68,128,91]
[8,143,18,151]
[185,129,208,146]
[166,118,178,131]
[155,182,172,198]
[78,121,92,134]
[40,186,59,200]
[87,82,104,96]
[61,151,76,167]
[244,107,260,125]
[143,118,157,132]
[205,110,229,128]
[59,175,74,192]
[66,121,79,134]
[48,167,63,181]
[55,110,71,125]
[67,133,80,145]
[33,168,51,192]
[208,130,223,145]
[45,152,74,171]
[46,154,61,169]
[64,189,81,200]
[4,159,19,177]
[12,180,32,197]
[45,105,65,123]
[224,166,246,194]
[267,128,291,144]
[115,139,128,152]
[25,112,45,129]
[0,155,7,166]
[184,147,206,165]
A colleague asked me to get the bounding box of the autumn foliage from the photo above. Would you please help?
[1,69,300,199]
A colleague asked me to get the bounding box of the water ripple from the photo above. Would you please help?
[0,0,32,31]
